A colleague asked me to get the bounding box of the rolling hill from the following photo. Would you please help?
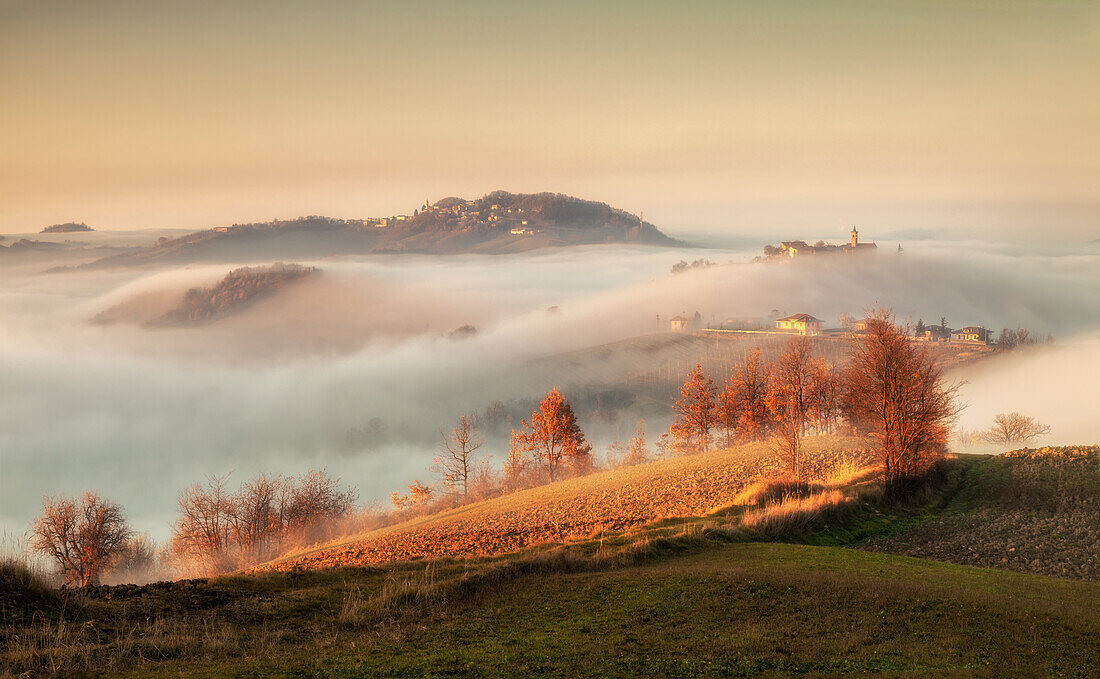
[69,192,684,269]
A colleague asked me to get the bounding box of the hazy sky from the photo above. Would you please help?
[2,0,1098,237]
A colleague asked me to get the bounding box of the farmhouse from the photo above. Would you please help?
[952,326,992,344]
[669,315,690,332]
[917,325,952,342]
[775,313,823,335]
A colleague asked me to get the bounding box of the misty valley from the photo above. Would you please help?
[5,3,1100,675]
[3,196,1100,677]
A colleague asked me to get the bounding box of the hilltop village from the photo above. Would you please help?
[341,196,541,235]
[209,192,669,244]
[664,311,1002,346]
[763,227,880,259]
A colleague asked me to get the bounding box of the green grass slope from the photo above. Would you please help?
[6,542,1092,678]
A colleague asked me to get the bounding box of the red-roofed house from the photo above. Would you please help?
[775,313,823,335]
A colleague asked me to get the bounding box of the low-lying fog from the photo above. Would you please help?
[2,236,1099,541]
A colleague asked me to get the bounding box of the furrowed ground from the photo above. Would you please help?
[863,446,1100,580]
[256,436,876,571]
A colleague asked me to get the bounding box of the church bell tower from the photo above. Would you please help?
[850,226,859,247]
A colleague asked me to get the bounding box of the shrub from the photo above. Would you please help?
[740,490,851,537]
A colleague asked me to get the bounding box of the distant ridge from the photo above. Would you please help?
[69,192,684,269]
[41,222,94,233]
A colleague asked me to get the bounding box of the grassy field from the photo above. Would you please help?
[5,539,1099,678]
[6,443,1100,677]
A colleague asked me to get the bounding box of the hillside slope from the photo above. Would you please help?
[259,437,875,571]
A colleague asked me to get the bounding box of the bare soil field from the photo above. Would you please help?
[862,446,1100,580]
[257,436,876,572]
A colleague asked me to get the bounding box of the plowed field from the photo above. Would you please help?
[258,436,875,571]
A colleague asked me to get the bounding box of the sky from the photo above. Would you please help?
[1,0,1098,239]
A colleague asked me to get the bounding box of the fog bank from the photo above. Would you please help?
[2,238,1098,541]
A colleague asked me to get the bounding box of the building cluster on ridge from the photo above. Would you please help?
[768,227,879,258]
[665,311,995,345]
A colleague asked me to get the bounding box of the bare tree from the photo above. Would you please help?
[838,312,855,332]
[605,440,629,468]
[766,338,816,480]
[171,469,356,574]
[843,311,959,494]
[170,475,234,575]
[997,328,1039,351]
[467,457,500,500]
[229,473,283,560]
[984,412,1051,445]
[284,469,357,542]
[670,364,717,453]
[808,360,840,434]
[520,388,592,482]
[433,414,484,499]
[626,419,648,465]
[31,492,133,587]
[106,534,159,584]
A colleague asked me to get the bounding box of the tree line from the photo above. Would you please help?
[661,312,957,489]
[28,470,359,586]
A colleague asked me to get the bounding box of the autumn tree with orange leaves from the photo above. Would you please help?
[732,348,770,442]
[843,310,959,494]
[715,379,741,449]
[520,389,592,482]
[670,364,718,453]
